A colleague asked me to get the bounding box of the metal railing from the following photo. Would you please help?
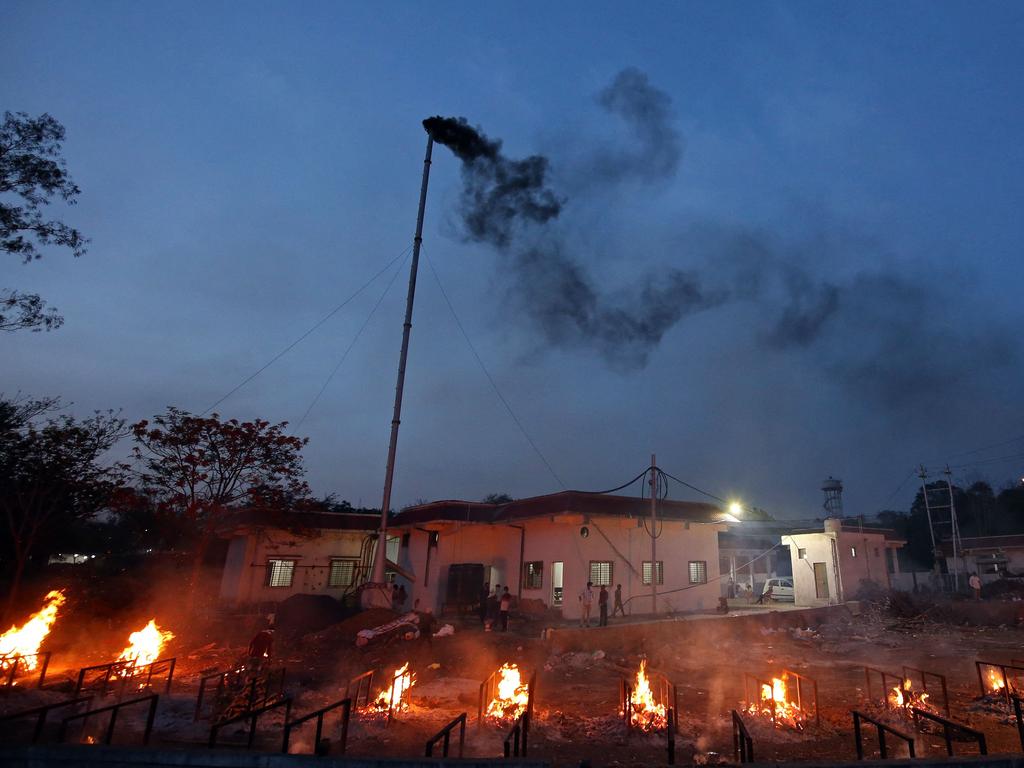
[852,710,916,760]
[1,651,51,690]
[864,666,907,708]
[742,670,819,728]
[73,660,137,698]
[137,657,176,694]
[911,707,987,756]
[1013,694,1024,752]
[732,709,754,763]
[209,696,293,750]
[902,666,950,717]
[426,712,467,758]
[346,669,375,709]
[282,698,351,755]
[57,693,159,746]
[975,660,1024,705]
[194,665,247,721]
[0,696,91,744]
[666,706,676,765]
[620,668,679,732]
[503,711,529,757]
[478,667,535,728]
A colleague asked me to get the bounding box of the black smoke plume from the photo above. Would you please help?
[423,116,562,249]
[424,72,722,367]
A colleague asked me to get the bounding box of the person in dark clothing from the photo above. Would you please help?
[397,583,408,610]
[499,587,512,631]
[248,628,274,660]
[479,582,490,625]
[612,584,625,618]
[598,585,609,626]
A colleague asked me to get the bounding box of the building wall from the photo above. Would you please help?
[785,524,896,606]
[399,515,725,618]
[218,527,372,604]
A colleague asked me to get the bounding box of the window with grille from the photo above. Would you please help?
[688,561,707,584]
[328,558,357,588]
[524,561,543,590]
[266,559,295,587]
[589,561,613,586]
[642,561,664,585]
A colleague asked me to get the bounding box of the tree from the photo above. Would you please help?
[0,396,127,619]
[1,111,88,331]
[131,408,311,603]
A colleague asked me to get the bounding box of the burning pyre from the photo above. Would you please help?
[486,663,530,723]
[0,590,65,672]
[748,674,807,730]
[366,662,416,717]
[625,659,667,732]
[890,678,930,713]
[117,620,174,667]
[984,667,1008,696]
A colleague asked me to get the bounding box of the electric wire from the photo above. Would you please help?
[200,244,413,416]
[423,249,565,490]
[571,469,650,496]
[659,468,730,506]
[295,250,410,429]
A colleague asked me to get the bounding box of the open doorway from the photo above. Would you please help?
[552,561,563,606]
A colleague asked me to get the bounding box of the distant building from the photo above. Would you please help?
[781,518,905,606]
[941,535,1024,582]
[390,491,731,619]
[218,510,387,606]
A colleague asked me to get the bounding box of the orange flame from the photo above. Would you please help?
[890,678,930,712]
[749,674,806,729]
[368,662,416,714]
[486,663,530,722]
[627,659,667,731]
[987,667,1007,694]
[0,590,65,671]
[117,620,173,666]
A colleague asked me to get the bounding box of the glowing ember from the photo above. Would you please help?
[749,674,806,729]
[0,590,65,672]
[890,678,930,712]
[367,662,416,715]
[626,659,667,731]
[117,620,174,666]
[486,663,530,722]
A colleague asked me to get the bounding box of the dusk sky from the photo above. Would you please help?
[3,2,1023,518]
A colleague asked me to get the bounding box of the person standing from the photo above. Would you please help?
[598,584,609,626]
[578,581,595,627]
[479,582,490,625]
[612,584,625,618]
[970,572,982,600]
[499,587,512,631]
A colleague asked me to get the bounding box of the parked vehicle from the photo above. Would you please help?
[761,577,795,602]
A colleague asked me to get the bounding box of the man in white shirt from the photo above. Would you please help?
[578,581,595,627]
[969,572,982,600]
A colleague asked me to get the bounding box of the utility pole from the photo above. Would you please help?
[944,465,963,591]
[650,453,658,616]
[918,465,937,558]
[365,130,434,606]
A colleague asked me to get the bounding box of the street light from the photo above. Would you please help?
[728,501,743,517]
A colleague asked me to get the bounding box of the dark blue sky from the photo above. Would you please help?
[3,2,1022,516]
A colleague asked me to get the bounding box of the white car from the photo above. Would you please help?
[761,578,795,602]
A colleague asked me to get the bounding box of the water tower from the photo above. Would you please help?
[822,476,843,518]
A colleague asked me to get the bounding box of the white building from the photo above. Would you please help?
[218,510,387,605]
[782,518,905,606]
[391,491,730,619]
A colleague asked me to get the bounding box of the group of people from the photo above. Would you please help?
[577,582,625,627]
[478,582,514,631]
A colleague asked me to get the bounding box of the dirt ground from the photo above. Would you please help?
[3,596,1024,766]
